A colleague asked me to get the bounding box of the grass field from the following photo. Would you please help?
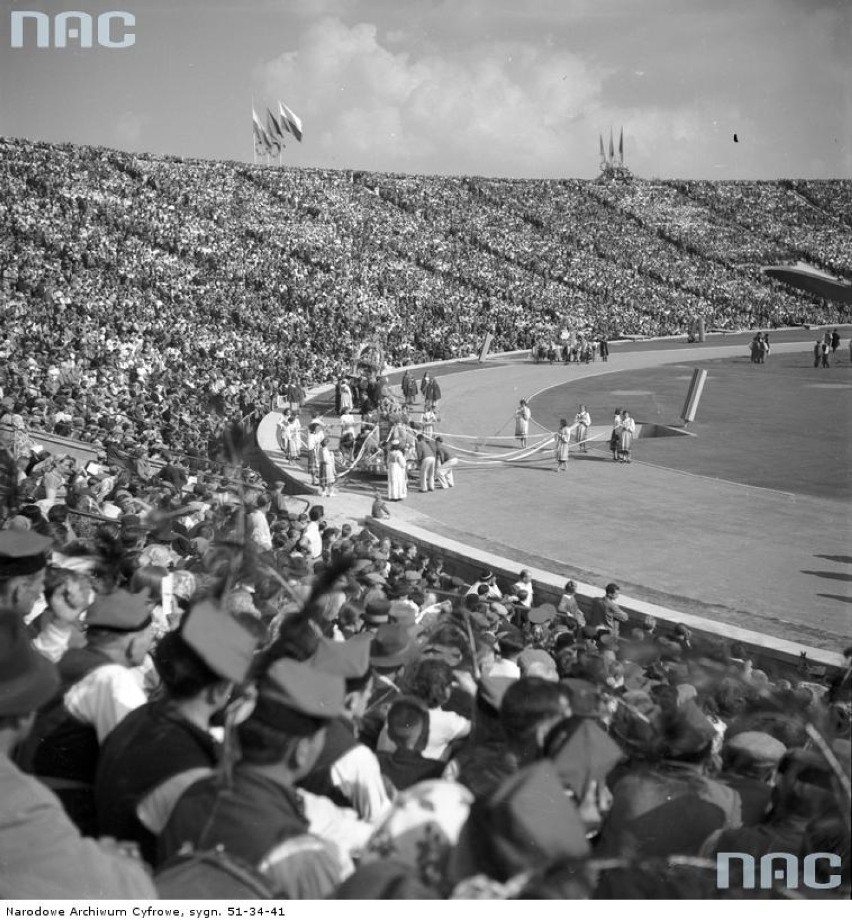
[532,348,852,500]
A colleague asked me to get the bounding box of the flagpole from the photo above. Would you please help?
[251,95,256,166]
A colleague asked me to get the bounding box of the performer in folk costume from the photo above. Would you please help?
[424,376,442,411]
[610,408,622,461]
[319,438,336,497]
[617,410,636,463]
[306,421,324,485]
[386,441,408,501]
[515,399,531,449]
[555,418,572,471]
[574,405,591,453]
[421,407,438,439]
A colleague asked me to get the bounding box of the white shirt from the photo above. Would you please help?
[487,659,521,680]
[301,521,322,559]
[511,580,534,608]
[247,509,273,551]
[64,664,147,744]
[377,708,471,762]
[328,744,391,823]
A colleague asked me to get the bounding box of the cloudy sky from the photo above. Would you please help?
[0,0,849,179]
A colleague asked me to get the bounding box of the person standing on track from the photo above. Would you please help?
[415,433,436,493]
[617,410,636,463]
[610,408,622,462]
[421,406,438,439]
[555,419,571,471]
[515,399,531,449]
[574,405,591,453]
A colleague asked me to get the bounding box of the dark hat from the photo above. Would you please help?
[363,596,392,625]
[663,701,717,758]
[497,628,525,656]
[622,661,652,691]
[560,678,602,718]
[0,619,60,717]
[335,861,440,900]
[527,603,556,625]
[120,513,145,538]
[370,624,416,668]
[181,600,258,683]
[85,590,152,633]
[150,521,179,543]
[0,530,52,579]
[255,659,345,729]
[478,674,516,713]
[450,762,589,883]
[308,636,372,680]
[546,716,624,797]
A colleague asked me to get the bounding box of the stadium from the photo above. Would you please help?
[1,0,851,905]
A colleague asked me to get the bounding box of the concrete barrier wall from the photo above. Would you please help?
[363,516,845,677]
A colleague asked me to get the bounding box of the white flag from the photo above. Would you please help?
[278,100,303,142]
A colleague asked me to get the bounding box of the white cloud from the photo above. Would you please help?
[257,16,610,176]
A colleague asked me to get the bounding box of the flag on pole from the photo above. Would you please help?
[599,133,606,168]
[253,107,280,157]
[278,100,303,142]
[618,127,624,165]
[266,107,287,147]
[609,128,615,162]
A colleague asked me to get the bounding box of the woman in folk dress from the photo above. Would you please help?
[574,405,591,453]
[386,441,408,501]
[515,399,531,449]
[319,438,337,497]
[610,408,622,461]
[421,407,438,440]
[306,421,323,484]
[555,418,572,471]
[618,410,636,463]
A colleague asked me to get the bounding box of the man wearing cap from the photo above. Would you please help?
[487,628,525,679]
[94,600,259,864]
[359,624,415,750]
[0,530,52,622]
[16,589,156,835]
[599,701,742,857]
[467,570,502,602]
[158,659,347,896]
[716,731,788,824]
[360,595,391,633]
[0,619,157,898]
[300,638,392,822]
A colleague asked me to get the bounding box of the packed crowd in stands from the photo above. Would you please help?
[2,137,852,467]
[1,137,850,899]
[0,425,849,899]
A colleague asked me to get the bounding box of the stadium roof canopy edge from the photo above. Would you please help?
[762,263,852,304]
